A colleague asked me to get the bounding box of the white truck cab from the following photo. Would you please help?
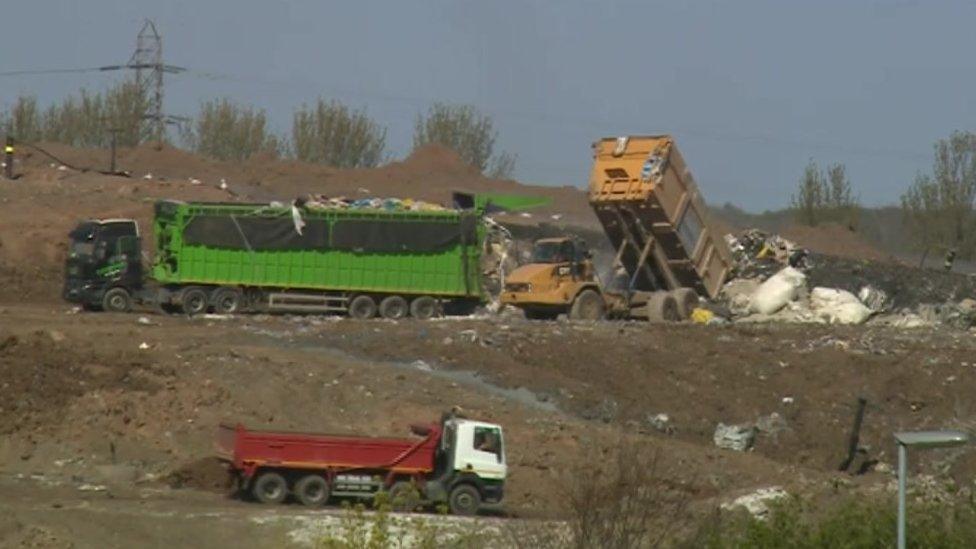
[449,418,506,480]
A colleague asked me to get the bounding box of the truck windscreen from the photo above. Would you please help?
[69,223,98,256]
[531,241,573,264]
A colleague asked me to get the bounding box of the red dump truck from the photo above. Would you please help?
[216,415,506,515]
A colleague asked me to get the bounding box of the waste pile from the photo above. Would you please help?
[719,229,976,329]
[304,194,448,212]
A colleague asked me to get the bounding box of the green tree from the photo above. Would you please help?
[188,98,281,161]
[901,131,976,258]
[291,99,386,168]
[413,103,516,177]
[1,95,43,142]
[26,79,149,148]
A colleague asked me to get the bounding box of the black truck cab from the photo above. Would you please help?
[63,219,143,311]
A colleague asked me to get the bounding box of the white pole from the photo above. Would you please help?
[897,442,907,549]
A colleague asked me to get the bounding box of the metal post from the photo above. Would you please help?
[109,129,118,173]
[897,442,907,549]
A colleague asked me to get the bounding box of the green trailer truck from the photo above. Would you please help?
[63,193,541,318]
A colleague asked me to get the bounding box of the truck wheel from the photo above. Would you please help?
[212,288,242,314]
[379,296,408,320]
[569,289,605,321]
[251,472,288,504]
[180,287,209,316]
[388,481,421,512]
[102,288,132,313]
[670,288,699,320]
[294,474,330,507]
[409,296,438,320]
[448,484,481,516]
[348,295,377,319]
[646,292,679,323]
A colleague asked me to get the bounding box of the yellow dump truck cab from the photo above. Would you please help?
[501,237,605,320]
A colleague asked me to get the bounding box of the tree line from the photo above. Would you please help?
[791,132,976,260]
[0,79,516,179]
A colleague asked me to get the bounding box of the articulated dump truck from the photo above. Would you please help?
[63,192,544,318]
[501,135,732,321]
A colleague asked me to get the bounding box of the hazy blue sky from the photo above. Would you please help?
[2,1,974,210]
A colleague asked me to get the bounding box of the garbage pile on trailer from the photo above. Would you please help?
[304,195,449,212]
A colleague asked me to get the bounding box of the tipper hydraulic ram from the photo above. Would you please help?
[216,415,506,515]
[501,135,732,321]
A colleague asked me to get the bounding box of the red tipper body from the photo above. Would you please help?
[216,422,442,480]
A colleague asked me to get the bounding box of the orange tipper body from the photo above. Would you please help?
[588,135,732,299]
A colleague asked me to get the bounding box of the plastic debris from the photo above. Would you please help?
[810,287,872,325]
[750,267,806,315]
[690,308,715,324]
[647,413,673,434]
[858,285,889,313]
[721,487,789,519]
[138,342,150,350]
[713,423,757,452]
[303,194,447,212]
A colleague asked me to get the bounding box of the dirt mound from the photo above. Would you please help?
[780,224,895,263]
[0,330,158,435]
[167,457,233,492]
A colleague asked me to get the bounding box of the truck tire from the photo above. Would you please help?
[294,474,330,507]
[448,484,481,516]
[569,289,605,321]
[180,287,209,316]
[251,472,287,504]
[388,481,421,512]
[102,287,132,313]
[348,295,377,319]
[379,296,408,320]
[211,288,242,314]
[409,296,438,320]
[646,292,679,323]
[670,288,699,320]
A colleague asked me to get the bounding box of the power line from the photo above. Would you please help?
[0,67,109,77]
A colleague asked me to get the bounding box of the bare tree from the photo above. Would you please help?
[291,99,386,168]
[188,98,281,161]
[486,150,518,180]
[791,160,825,226]
[791,160,859,227]
[901,131,976,259]
[562,440,691,549]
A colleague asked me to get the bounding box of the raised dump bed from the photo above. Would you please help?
[589,135,732,299]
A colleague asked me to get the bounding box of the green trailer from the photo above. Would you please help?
[63,192,533,317]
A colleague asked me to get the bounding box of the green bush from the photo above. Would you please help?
[691,496,976,549]
[1,80,148,147]
[188,98,282,161]
[413,103,516,177]
[292,99,386,168]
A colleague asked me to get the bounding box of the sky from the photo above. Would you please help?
[2,0,975,211]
